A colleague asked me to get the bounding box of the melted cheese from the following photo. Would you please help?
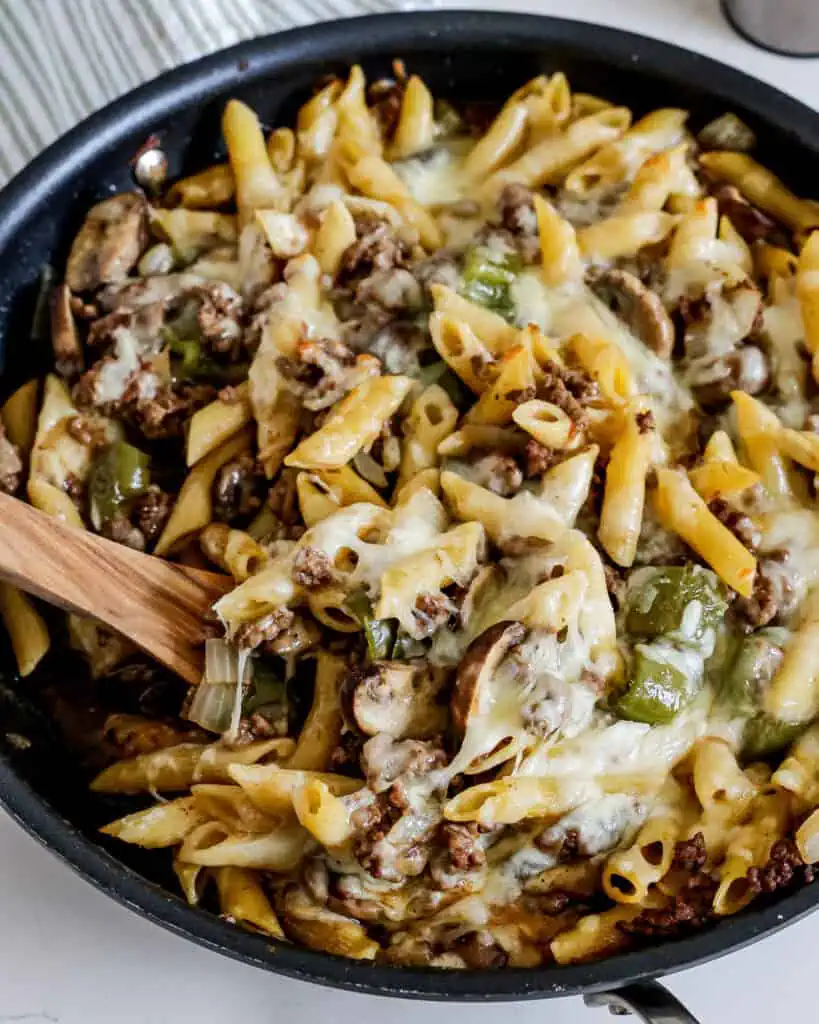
[763,292,809,428]
[480,793,645,908]
[509,273,694,436]
[511,271,554,330]
[305,487,449,597]
[517,698,711,788]
[394,141,471,207]
[95,326,162,405]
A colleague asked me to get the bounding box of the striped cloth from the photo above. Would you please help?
[0,0,402,185]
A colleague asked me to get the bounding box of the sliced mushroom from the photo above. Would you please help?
[451,620,525,736]
[586,267,675,358]
[347,661,448,740]
[50,283,84,379]
[682,279,762,360]
[66,193,148,293]
[711,184,777,244]
[458,565,501,633]
[687,344,770,408]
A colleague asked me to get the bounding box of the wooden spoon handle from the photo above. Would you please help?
[0,493,232,684]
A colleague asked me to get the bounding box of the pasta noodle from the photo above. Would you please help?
[0,583,49,676]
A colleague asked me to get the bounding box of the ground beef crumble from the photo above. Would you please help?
[66,414,109,448]
[498,183,538,238]
[619,872,718,940]
[413,593,452,637]
[540,360,599,429]
[636,409,656,434]
[524,438,562,478]
[234,608,296,650]
[292,546,335,588]
[340,216,411,283]
[277,337,360,411]
[671,832,707,873]
[745,839,815,894]
[467,451,524,496]
[734,553,797,631]
[440,821,486,871]
[452,931,509,969]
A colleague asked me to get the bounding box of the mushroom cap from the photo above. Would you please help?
[345,661,449,740]
[451,620,526,736]
[587,267,675,359]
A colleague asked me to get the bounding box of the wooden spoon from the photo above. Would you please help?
[0,493,232,684]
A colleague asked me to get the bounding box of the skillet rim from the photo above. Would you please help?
[2,9,819,1000]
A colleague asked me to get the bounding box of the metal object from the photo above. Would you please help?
[131,135,168,193]
[586,982,700,1023]
[2,11,819,1017]
[722,0,819,57]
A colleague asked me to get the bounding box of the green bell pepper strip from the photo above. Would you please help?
[625,565,727,647]
[89,441,151,526]
[717,628,789,717]
[713,627,803,758]
[165,331,249,385]
[460,245,522,323]
[242,662,289,734]
[741,714,804,760]
[615,645,696,724]
[346,590,397,661]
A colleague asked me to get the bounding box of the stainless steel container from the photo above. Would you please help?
[722,0,819,56]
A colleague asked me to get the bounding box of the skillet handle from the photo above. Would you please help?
[584,981,700,1023]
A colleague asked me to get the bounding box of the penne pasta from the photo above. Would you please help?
[100,796,207,848]
[155,427,254,556]
[533,194,583,286]
[700,151,819,232]
[285,375,414,470]
[287,654,345,771]
[429,284,518,354]
[397,384,458,489]
[2,378,39,458]
[466,345,535,426]
[166,164,235,209]
[214,865,285,938]
[223,99,286,218]
[565,108,688,196]
[186,382,253,466]
[391,75,435,160]
[485,107,632,193]
[653,468,757,597]
[598,403,654,568]
[0,583,50,676]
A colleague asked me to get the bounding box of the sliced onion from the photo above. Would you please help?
[353,450,388,488]
[185,639,252,735]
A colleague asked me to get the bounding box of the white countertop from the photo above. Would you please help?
[2,1,819,1021]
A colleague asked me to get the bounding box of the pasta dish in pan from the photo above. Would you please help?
[4,62,819,967]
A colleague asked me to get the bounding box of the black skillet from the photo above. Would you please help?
[1,12,819,1022]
